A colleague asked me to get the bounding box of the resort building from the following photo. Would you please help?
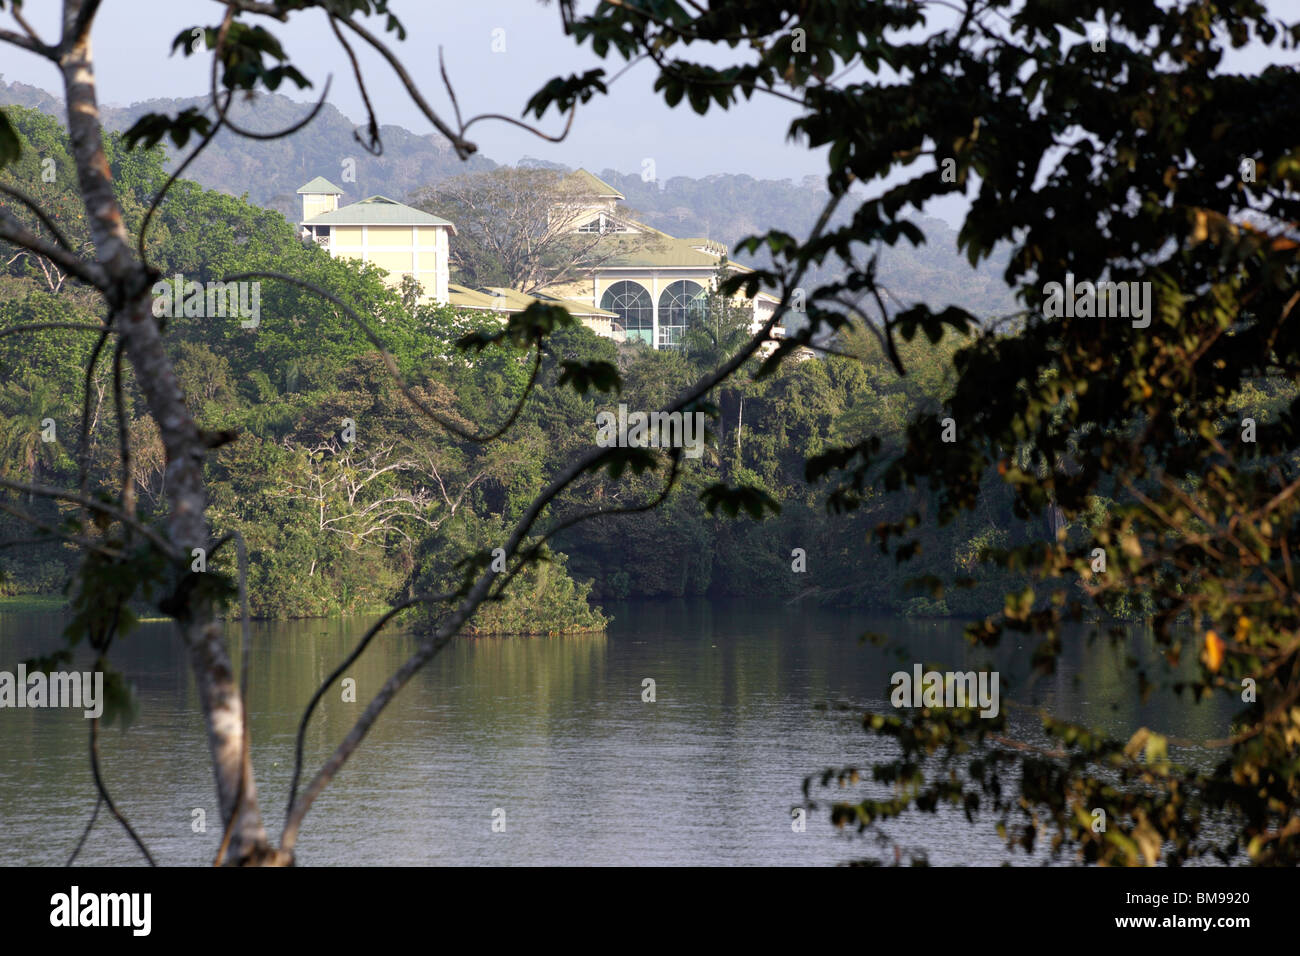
[298,177,455,305]
[296,170,785,350]
[538,170,783,349]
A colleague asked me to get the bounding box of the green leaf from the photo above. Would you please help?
[557,359,621,395]
[592,446,659,480]
[699,482,781,520]
[0,108,22,169]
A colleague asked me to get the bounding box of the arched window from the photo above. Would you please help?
[600,281,653,344]
[657,280,707,349]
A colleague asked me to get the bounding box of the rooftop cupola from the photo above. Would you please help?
[297,176,345,223]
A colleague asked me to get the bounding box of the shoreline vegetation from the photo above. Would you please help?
[0,594,67,613]
[0,593,611,635]
[0,107,1193,634]
[0,590,613,634]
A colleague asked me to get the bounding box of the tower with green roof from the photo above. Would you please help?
[297,176,346,223]
[297,178,456,305]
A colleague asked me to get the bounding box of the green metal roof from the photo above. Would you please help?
[566,169,624,200]
[297,176,345,195]
[447,284,500,311]
[447,284,616,318]
[591,233,727,268]
[302,195,456,230]
[531,289,618,318]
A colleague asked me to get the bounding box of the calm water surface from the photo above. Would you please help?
[0,599,1232,865]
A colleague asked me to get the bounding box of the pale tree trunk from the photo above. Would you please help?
[58,2,272,864]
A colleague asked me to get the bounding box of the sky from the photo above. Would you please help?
[1,0,827,184]
[1,0,1296,227]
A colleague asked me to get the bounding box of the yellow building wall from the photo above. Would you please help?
[580,316,613,338]
[332,225,364,246]
[325,224,450,304]
[302,194,338,220]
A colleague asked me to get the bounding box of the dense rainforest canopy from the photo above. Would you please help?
[0,106,1072,626]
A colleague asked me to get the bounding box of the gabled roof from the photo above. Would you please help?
[571,210,672,239]
[447,284,508,311]
[566,169,624,201]
[297,176,345,195]
[302,195,456,230]
[447,284,616,319]
[590,233,728,268]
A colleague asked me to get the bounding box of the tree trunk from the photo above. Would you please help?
[59,10,271,863]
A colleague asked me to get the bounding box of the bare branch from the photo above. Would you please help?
[332,14,477,158]
[328,12,381,155]
[0,183,75,250]
[137,93,230,263]
[65,795,102,865]
[0,19,56,58]
[207,3,334,142]
[284,591,453,820]
[0,207,107,289]
[491,450,685,601]
[88,714,156,865]
[0,476,181,560]
[10,5,46,45]
[0,500,124,559]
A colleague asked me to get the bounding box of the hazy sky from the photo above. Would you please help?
[2,0,1295,205]
[1,0,827,184]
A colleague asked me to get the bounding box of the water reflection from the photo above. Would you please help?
[0,600,1233,865]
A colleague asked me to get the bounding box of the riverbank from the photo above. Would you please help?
[0,594,67,613]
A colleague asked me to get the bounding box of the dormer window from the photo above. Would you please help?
[577,213,634,235]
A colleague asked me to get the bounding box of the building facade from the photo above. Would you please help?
[297,171,784,350]
[298,177,455,305]
[538,171,782,349]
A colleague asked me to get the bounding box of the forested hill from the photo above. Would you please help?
[0,76,1017,321]
[0,75,496,220]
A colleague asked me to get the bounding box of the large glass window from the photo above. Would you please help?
[600,281,654,344]
[657,280,707,349]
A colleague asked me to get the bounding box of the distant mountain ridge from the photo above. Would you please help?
[0,77,1017,322]
[0,75,496,220]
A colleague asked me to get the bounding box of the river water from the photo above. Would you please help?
[0,599,1232,866]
